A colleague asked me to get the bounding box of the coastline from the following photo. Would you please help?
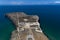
[5,12,49,40]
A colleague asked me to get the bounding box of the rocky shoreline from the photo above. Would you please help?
[6,12,49,40]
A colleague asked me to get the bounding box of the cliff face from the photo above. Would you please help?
[6,12,49,40]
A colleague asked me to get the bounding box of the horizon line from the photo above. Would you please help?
[0,1,60,5]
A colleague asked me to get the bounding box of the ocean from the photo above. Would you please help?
[0,5,60,40]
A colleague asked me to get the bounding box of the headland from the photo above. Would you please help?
[6,12,49,40]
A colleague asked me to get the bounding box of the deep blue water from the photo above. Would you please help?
[0,5,60,40]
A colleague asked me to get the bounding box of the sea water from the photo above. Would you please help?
[0,5,60,40]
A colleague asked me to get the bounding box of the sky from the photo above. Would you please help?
[0,0,60,5]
